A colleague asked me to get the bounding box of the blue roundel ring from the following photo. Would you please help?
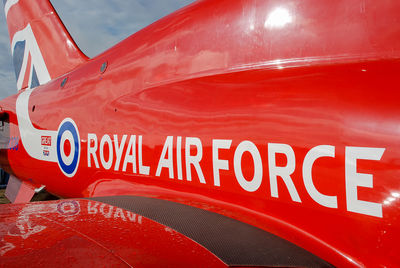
[57,118,80,177]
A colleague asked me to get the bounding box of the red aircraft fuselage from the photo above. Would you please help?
[0,0,400,267]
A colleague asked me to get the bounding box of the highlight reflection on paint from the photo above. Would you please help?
[264,7,293,29]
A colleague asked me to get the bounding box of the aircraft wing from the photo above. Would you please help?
[0,196,332,267]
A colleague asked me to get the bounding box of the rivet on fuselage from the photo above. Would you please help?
[100,61,108,73]
[61,77,68,88]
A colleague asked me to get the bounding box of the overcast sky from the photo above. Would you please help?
[0,0,195,99]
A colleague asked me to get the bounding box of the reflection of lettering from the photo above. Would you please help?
[113,208,125,221]
[57,200,80,216]
[127,211,142,224]
[0,239,15,256]
[164,227,173,233]
[8,216,46,240]
[88,201,142,223]
[100,203,113,218]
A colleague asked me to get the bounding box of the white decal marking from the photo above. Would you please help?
[138,135,150,175]
[122,135,137,173]
[4,0,19,18]
[303,145,338,208]
[345,147,385,218]
[87,134,99,168]
[234,140,262,192]
[11,24,51,90]
[212,139,232,187]
[156,136,174,178]
[16,88,57,162]
[268,143,301,202]
[185,137,206,183]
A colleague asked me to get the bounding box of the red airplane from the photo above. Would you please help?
[0,0,399,266]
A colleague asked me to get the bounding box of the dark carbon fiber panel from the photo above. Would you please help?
[90,195,334,267]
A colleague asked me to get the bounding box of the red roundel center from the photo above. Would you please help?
[64,139,71,156]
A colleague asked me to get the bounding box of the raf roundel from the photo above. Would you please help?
[56,118,81,177]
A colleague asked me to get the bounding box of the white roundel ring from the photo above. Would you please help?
[56,118,80,177]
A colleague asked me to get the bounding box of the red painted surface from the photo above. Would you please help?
[4,175,35,203]
[0,0,400,266]
[0,199,226,267]
[4,0,87,83]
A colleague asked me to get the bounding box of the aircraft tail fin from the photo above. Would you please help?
[3,0,88,90]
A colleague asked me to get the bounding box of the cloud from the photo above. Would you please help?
[0,0,195,99]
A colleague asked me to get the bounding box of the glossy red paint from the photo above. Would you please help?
[4,0,87,83]
[0,199,226,267]
[1,0,400,267]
